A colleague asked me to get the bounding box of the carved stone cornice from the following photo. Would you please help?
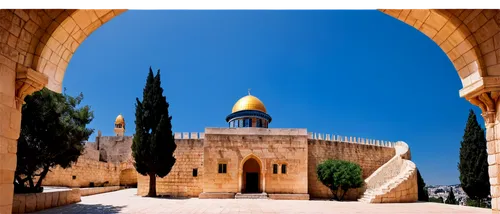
[468,92,500,128]
[15,68,48,110]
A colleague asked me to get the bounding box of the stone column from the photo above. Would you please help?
[0,67,47,213]
[468,92,500,213]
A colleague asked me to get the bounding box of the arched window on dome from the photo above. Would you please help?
[244,118,252,127]
[256,119,262,128]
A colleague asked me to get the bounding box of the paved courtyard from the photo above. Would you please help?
[36,188,490,214]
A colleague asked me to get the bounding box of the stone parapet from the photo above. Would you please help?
[80,186,122,196]
[205,127,308,136]
[12,188,81,213]
[309,132,395,148]
[174,132,205,139]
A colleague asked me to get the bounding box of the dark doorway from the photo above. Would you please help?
[245,172,259,193]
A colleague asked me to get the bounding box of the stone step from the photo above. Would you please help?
[235,193,269,199]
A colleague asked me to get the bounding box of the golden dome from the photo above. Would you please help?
[232,95,267,113]
[115,114,125,125]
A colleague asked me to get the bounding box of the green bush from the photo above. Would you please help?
[466,198,491,208]
[429,197,444,203]
[316,159,364,201]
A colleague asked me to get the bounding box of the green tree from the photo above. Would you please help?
[458,109,490,201]
[132,67,177,197]
[417,169,429,201]
[445,187,457,205]
[429,197,444,203]
[316,159,364,201]
[14,88,94,193]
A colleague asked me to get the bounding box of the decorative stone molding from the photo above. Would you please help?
[468,92,500,128]
[15,68,48,110]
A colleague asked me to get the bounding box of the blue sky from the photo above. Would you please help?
[63,10,482,186]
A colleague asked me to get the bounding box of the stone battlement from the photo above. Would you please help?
[308,132,395,148]
[174,132,205,139]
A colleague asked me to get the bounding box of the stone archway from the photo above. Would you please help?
[2,9,500,213]
[239,154,265,193]
[242,158,262,193]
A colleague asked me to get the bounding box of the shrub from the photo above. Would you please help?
[316,159,364,201]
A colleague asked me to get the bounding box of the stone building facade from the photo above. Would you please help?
[42,93,417,202]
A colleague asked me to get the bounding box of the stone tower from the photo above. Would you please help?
[114,114,125,136]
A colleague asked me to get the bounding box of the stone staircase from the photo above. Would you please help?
[358,141,418,203]
[235,193,269,199]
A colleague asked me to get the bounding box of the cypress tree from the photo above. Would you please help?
[416,169,429,201]
[132,67,177,197]
[458,109,490,201]
[445,187,457,205]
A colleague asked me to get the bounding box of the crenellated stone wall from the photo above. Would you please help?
[307,139,395,200]
[137,138,204,197]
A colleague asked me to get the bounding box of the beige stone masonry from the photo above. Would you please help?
[137,139,204,197]
[309,132,395,148]
[12,188,80,213]
[14,68,48,110]
[307,139,395,200]
[174,132,205,139]
[40,157,121,188]
[80,186,122,196]
[358,141,418,203]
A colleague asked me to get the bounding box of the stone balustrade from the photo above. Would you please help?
[174,132,205,139]
[308,132,395,148]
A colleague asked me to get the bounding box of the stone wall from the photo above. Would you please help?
[96,136,133,163]
[307,139,395,200]
[80,186,122,196]
[202,128,309,195]
[137,139,204,197]
[12,189,81,213]
[119,169,137,187]
[81,142,99,161]
[42,158,121,188]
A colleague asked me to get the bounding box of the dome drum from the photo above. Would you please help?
[225,110,272,123]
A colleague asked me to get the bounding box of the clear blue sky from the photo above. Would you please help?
[63,10,482,186]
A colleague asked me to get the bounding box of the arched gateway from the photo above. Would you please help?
[240,155,264,193]
[3,9,500,214]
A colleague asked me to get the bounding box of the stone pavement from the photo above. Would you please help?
[36,188,490,214]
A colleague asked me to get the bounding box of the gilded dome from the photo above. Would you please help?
[115,114,125,125]
[232,95,267,113]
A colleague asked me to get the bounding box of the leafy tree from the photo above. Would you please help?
[458,109,490,201]
[132,67,177,197]
[429,197,444,203]
[416,169,429,201]
[14,88,94,193]
[316,159,364,201]
[445,187,457,205]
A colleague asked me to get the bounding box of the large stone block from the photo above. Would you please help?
[24,194,36,213]
[35,193,45,211]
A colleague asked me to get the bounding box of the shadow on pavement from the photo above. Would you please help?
[35,203,127,214]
